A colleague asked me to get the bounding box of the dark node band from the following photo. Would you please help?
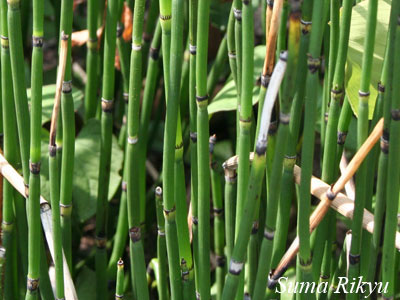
[60,203,72,216]
[196,291,201,300]
[268,121,278,135]
[213,207,223,216]
[261,74,270,88]
[380,136,389,154]
[307,54,320,74]
[159,14,172,20]
[115,294,124,299]
[189,44,197,55]
[196,94,209,102]
[252,221,259,234]
[320,274,330,280]
[358,90,370,98]
[383,129,390,142]
[229,259,244,275]
[101,97,114,113]
[129,226,142,243]
[391,109,400,121]
[216,255,226,267]
[299,257,312,267]
[190,132,198,142]
[255,142,267,156]
[266,0,273,6]
[280,112,290,125]
[192,216,198,225]
[264,228,275,240]
[27,277,40,292]
[143,32,152,42]
[0,35,8,41]
[149,47,159,60]
[243,0,250,5]
[123,92,129,103]
[95,235,107,249]
[279,50,288,61]
[61,32,69,41]
[117,259,124,267]
[378,81,385,93]
[331,88,342,96]
[49,145,57,157]
[163,205,176,216]
[62,80,72,93]
[116,23,123,38]
[337,131,347,145]
[121,181,127,191]
[25,183,29,197]
[29,161,41,174]
[175,141,184,150]
[233,8,242,21]
[349,253,360,265]
[228,51,236,59]
[326,187,336,201]
[301,19,312,34]
[32,36,44,47]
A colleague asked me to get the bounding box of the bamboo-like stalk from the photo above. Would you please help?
[296,0,327,295]
[115,259,124,299]
[141,0,159,73]
[346,0,378,291]
[25,0,44,296]
[209,135,225,300]
[234,0,255,296]
[188,0,199,292]
[138,21,162,227]
[59,0,75,270]
[222,165,236,266]
[221,53,287,300]
[125,0,149,297]
[48,33,69,300]
[367,17,397,284]
[155,187,169,300]
[381,10,400,298]
[95,0,119,297]
[251,3,300,299]
[196,0,212,296]
[7,0,30,184]
[328,232,350,299]
[0,0,19,296]
[270,0,312,280]
[84,0,99,121]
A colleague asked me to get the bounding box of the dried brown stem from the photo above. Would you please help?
[49,32,69,147]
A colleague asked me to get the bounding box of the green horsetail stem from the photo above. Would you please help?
[7,0,30,183]
[210,135,226,300]
[207,36,228,97]
[116,259,124,299]
[48,34,69,300]
[84,0,99,121]
[368,8,399,282]
[175,113,195,299]
[1,0,19,295]
[251,7,300,300]
[155,187,169,300]
[138,21,162,227]
[125,0,149,297]
[269,3,312,297]
[233,0,242,160]
[59,0,75,269]
[222,165,236,266]
[95,0,119,297]
[188,0,199,291]
[296,0,327,296]
[235,0,254,296]
[26,0,44,296]
[347,0,378,290]
[142,0,159,74]
[382,11,400,299]
[221,52,287,300]
[196,0,212,296]
[159,0,184,296]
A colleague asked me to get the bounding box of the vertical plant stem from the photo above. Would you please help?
[84,0,99,121]
[347,0,378,293]
[296,1,327,296]
[125,0,149,297]
[196,0,211,295]
[381,10,400,298]
[116,259,124,299]
[95,0,119,297]
[155,187,169,300]
[207,36,228,98]
[59,0,75,270]
[25,0,44,297]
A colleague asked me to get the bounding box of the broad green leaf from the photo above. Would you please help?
[72,119,124,222]
[346,0,390,119]
[208,45,266,115]
[27,84,83,124]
